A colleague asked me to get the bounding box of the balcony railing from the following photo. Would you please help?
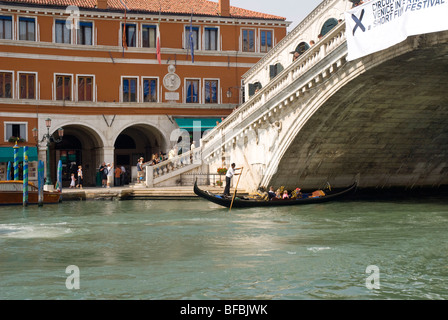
[144,148,203,186]
[201,21,347,158]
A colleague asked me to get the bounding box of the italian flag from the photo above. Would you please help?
[156,24,161,65]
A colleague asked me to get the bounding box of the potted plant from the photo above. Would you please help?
[217,167,227,175]
[8,136,25,143]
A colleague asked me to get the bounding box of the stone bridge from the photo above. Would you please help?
[199,0,448,192]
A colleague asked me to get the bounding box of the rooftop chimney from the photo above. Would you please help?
[219,0,230,17]
[97,0,108,10]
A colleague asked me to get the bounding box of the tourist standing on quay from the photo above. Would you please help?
[137,157,144,183]
[106,163,114,188]
[76,165,83,189]
[120,165,127,185]
[99,162,107,187]
[114,165,122,187]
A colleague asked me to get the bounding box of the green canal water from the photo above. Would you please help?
[0,195,447,300]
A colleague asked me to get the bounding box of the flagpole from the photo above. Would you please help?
[119,0,128,56]
[156,2,162,65]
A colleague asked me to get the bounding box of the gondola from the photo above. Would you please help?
[193,179,357,208]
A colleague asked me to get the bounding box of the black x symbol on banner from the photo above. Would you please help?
[352,9,366,35]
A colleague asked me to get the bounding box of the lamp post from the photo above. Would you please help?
[34,118,64,190]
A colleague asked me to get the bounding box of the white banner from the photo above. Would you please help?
[345,0,448,61]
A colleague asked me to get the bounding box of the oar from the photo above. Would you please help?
[229,167,243,212]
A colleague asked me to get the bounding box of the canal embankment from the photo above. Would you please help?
[61,185,247,201]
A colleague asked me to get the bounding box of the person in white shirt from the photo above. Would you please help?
[106,163,114,188]
[224,163,241,196]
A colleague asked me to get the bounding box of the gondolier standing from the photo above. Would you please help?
[224,163,241,196]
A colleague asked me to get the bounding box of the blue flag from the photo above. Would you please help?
[189,14,194,63]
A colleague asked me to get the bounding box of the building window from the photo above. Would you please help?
[19,73,36,99]
[204,80,218,103]
[77,76,93,101]
[204,27,218,51]
[248,82,262,97]
[122,77,137,102]
[260,30,273,53]
[19,17,36,41]
[242,29,255,52]
[0,16,12,40]
[320,18,338,37]
[55,75,72,101]
[143,78,157,102]
[55,19,71,44]
[142,25,156,48]
[185,26,199,50]
[5,123,27,142]
[269,63,284,79]
[78,21,93,45]
[186,79,199,103]
[0,72,13,98]
[122,23,137,48]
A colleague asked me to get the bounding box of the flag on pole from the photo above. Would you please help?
[188,13,195,63]
[156,23,161,65]
[120,0,128,52]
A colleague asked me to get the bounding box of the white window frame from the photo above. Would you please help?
[203,78,220,104]
[120,76,139,103]
[240,27,257,53]
[76,20,95,45]
[120,22,138,48]
[53,73,74,101]
[4,121,28,142]
[259,28,274,53]
[0,69,14,99]
[140,24,157,48]
[53,18,73,44]
[203,26,220,51]
[76,74,96,102]
[141,76,159,103]
[18,16,37,42]
[17,71,38,100]
[184,78,201,104]
[184,24,201,50]
[0,15,14,40]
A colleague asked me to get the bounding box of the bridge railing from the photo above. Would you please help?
[201,21,347,157]
[143,148,203,186]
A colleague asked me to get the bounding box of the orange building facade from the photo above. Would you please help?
[0,0,288,186]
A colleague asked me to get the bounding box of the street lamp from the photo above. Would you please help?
[36,118,64,188]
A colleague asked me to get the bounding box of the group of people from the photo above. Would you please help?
[99,162,128,188]
[69,165,83,189]
[267,186,303,200]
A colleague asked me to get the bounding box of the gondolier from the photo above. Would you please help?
[223,163,241,196]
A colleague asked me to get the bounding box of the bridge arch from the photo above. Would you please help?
[261,32,448,189]
[51,122,105,187]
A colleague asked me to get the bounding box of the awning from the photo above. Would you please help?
[174,118,221,130]
[0,146,38,163]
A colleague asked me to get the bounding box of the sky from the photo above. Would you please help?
[230,0,324,31]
